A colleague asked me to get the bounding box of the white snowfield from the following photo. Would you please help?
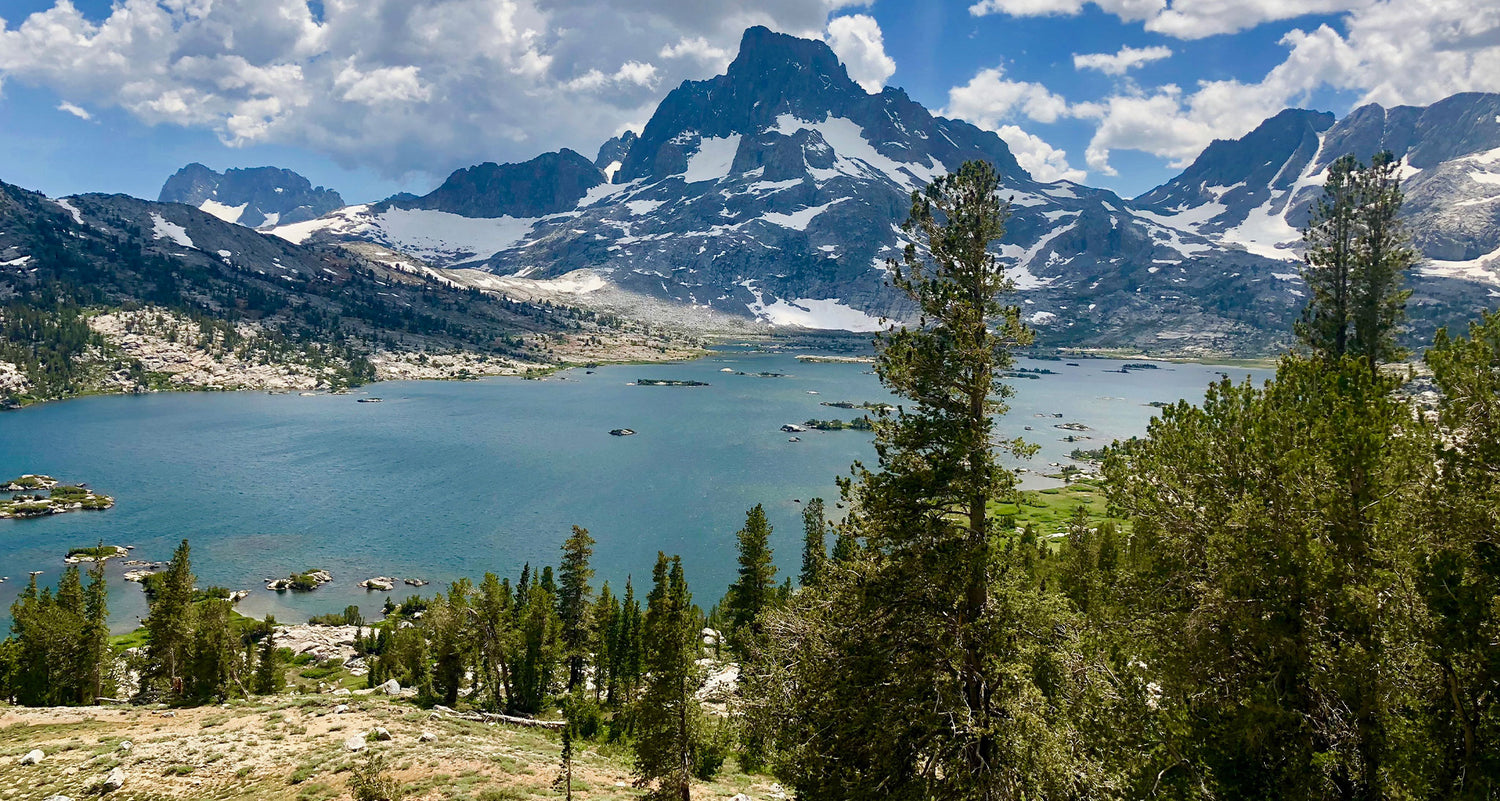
[681,135,742,183]
[272,206,541,265]
[740,280,885,332]
[150,213,194,249]
[768,114,945,191]
[198,199,247,225]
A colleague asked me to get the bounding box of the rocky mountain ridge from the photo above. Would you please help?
[159,164,345,229]
[154,29,1497,354]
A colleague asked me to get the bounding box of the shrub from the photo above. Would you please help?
[347,752,405,801]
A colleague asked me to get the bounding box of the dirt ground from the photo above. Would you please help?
[0,697,781,801]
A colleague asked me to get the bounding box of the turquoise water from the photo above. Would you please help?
[0,351,1269,633]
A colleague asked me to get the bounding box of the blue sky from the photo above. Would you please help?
[0,0,1490,205]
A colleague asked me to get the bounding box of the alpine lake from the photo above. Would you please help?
[0,346,1271,633]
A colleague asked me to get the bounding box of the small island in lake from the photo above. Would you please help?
[635,378,709,387]
[610,428,637,436]
[1,477,115,519]
[65,545,129,564]
[802,417,875,431]
[267,569,333,592]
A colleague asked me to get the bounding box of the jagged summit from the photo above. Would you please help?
[386,149,604,219]
[1135,91,1500,274]
[158,164,344,229]
[267,27,1493,351]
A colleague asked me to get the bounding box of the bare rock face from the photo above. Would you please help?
[159,163,345,229]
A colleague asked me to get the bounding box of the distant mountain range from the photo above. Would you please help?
[154,27,1500,354]
[159,164,346,229]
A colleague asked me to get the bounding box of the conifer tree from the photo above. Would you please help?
[725,504,775,648]
[474,572,516,710]
[81,559,111,703]
[145,539,196,694]
[799,498,827,587]
[634,553,702,801]
[592,582,618,703]
[1299,154,1361,361]
[613,577,644,705]
[1351,151,1415,375]
[558,525,597,692]
[427,578,472,706]
[745,161,1108,800]
[253,620,284,695]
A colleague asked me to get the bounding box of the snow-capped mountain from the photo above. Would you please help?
[260,27,1494,353]
[275,27,1315,351]
[1134,93,1500,286]
[159,164,345,229]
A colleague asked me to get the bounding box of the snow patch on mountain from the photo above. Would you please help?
[1422,247,1500,286]
[769,114,943,190]
[747,293,885,331]
[199,199,247,225]
[760,198,848,230]
[682,135,742,183]
[150,213,194,249]
[273,206,540,264]
[51,198,84,225]
[1221,196,1301,261]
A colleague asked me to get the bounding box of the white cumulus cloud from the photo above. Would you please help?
[56,100,91,120]
[996,125,1087,182]
[1057,0,1500,183]
[943,66,1073,125]
[824,14,895,94]
[1073,45,1174,75]
[0,0,868,181]
[969,0,1366,39]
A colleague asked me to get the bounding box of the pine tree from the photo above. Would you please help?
[427,578,472,706]
[746,162,1109,800]
[725,504,776,649]
[558,525,597,692]
[474,572,516,710]
[592,582,619,703]
[145,539,196,695]
[1298,154,1361,361]
[1414,311,1500,795]
[253,621,284,695]
[634,553,702,801]
[513,580,561,714]
[1297,151,1414,373]
[81,559,110,703]
[799,498,827,587]
[613,577,644,705]
[1350,150,1415,375]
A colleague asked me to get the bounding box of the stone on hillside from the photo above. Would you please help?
[417,731,437,743]
[118,741,132,752]
[42,795,73,801]
[21,749,44,765]
[332,687,352,696]
[378,678,402,695]
[372,727,392,742]
[343,735,366,752]
[333,704,350,714]
[102,767,126,792]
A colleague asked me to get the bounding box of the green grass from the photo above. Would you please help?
[992,479,1122,535]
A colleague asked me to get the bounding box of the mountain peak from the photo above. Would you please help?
[727,26,850,87]
[159,164,344,229]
